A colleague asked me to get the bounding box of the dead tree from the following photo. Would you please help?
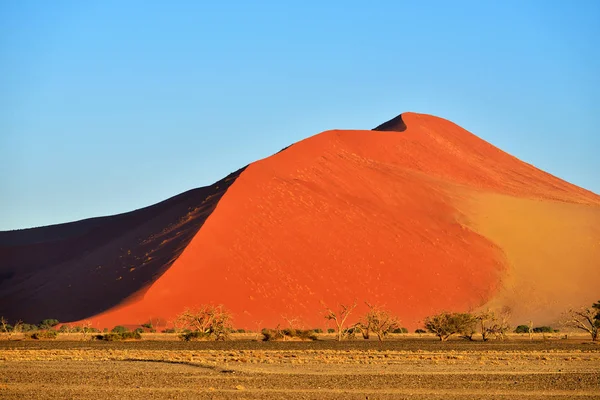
[477,309,511,341]
[0,317,22,340]
[322,301,357,341]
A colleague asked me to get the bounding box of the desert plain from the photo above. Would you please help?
[1,334,599,399]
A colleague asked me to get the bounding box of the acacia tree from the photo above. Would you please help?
[424,312,476,341]
[563,301,600,341]
[359,303,400,341]
[322,301,357,341]
[175,304,232,340]
[81,320,94,341]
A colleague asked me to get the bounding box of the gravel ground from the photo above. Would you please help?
[1,339,599,399]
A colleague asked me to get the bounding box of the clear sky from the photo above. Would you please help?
[1,0,599,230]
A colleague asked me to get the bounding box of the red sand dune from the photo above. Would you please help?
[1,112,599,330]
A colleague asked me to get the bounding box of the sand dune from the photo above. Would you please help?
[1,113,598,329]
[0,169,245,323]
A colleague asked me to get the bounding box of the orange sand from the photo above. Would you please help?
[85,113,600,329]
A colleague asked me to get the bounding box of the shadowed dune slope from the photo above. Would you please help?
[0,168,245,323]
[86,113,600,330]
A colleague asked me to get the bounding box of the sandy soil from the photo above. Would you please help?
[462,192,600,326]
[1,339,599,399]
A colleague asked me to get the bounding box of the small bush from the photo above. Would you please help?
[533,326,554,333]
[96,331,141,341]
[313,328,323,333]
[415,329,426,334]
[515,325,530,334]
[295,330,318,340]
[261,328,317,341]
[162,328,177,333]
[236,329,246,333]
[38,319,60,329]
[29,330,58,340]
[261,328,284,341]
[179,331,209,341]
[327,328,335,334]
[21,324,38,332]
[111,325,129,334]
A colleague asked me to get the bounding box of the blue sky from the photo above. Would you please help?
[1,0,599,230]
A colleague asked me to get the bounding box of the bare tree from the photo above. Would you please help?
[0,318,22,340]
[322,301,357,341]
[563,302,600,341]
[0,317,9,335]
[477,309,511,341]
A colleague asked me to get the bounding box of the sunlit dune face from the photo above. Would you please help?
[86,113,600,330]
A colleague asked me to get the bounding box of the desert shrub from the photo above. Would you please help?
[96,331,142,341]
[425,312,477,341]
[29,330,58,340]
[295,330,318,340]
[111,325,129,334]
[261,327,317,341]
[415,329,426,334]
[313,328,323,333]
[140,322,156,333]
[21,324,38,332]
[38,319,59,329]
[392,327,409,334]
[533,326,554,333]
[261,328,283,341]
[327,328,335,334]
[162,328,177,333]
[236,329,246,333]
[179,330,209,341]
[515,325,530,334]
